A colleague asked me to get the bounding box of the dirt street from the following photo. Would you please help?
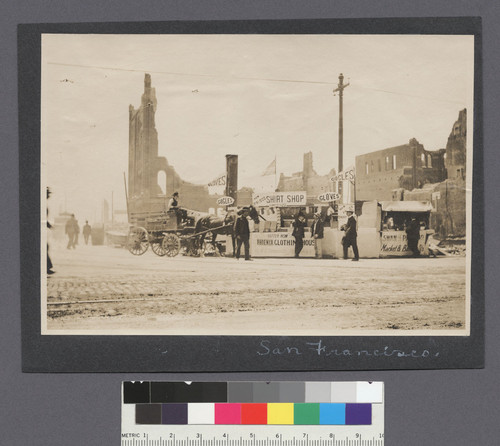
[45,244,467,335]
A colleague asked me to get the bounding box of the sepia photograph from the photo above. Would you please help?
[40,32,474,336]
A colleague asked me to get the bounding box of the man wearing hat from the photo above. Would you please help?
[166,191,179,212]
[166,191,182,225]
[342,209,359,261]
[292,211,307,258]
[310,212,325,258]
[234,207,251,260]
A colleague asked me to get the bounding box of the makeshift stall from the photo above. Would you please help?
[358,200,435,257]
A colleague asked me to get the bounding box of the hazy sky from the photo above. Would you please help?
[41,34,474,221]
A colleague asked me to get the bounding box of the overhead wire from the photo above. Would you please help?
[48,61,467,105]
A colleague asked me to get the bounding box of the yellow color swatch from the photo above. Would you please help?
[267,403,294,425]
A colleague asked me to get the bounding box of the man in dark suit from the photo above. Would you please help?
[342,210,359,261]
[405,217,420,257]
[234,207,251,260]
[292,211,307,258]
[310,212,325,258]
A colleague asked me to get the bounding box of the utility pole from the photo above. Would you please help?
[333,73,349,202]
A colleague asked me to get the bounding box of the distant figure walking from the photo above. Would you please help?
[406,217,420,257]
[234,207,251,260]
[83,221,92,245]
[292,211,307,258]
[310,212,324,259]
[65,214,79,249]
[341,210,359,261]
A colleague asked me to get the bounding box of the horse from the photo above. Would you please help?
[194,206,260,256]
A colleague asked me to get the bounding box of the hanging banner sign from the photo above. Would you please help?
[318,192,341,203]
[253,191,307,207]
[216,196,235,206]
[207,173,226,195]
[330,166,355,182]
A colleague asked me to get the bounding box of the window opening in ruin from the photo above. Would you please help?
[157,171,166,195]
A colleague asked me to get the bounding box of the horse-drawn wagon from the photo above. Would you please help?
[126,202,261,258]
[126,207,241,257]
[126,208,198,257]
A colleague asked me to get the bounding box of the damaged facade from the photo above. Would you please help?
[355,139,446,202]
[128,74,216,213]
[355,109,467,237]
[404,109,467,237]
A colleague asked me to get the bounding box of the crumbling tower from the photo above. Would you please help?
[128,74,168,213]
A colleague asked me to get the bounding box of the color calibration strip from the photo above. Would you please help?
[123,382,383,426]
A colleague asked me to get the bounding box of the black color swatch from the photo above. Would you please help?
[151,382,227,403]
[135,404,162,424]
[124,381,150,404]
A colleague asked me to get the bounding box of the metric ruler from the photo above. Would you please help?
[121,382,384,446]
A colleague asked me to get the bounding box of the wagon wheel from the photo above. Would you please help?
[162,233,181,257]
[150,234,167,257]
[127,226,149,255]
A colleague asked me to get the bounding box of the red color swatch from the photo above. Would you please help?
[241,404,268,425]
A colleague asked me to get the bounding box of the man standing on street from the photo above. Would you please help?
[83,220,92,245]
[292,211,307,258]
[65,214,78,249]
[234,207,251,260]
[310,212,324,259]
[342,209,359,261]
[405,217,421,257]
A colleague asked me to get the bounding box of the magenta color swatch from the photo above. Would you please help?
[214,403,241,424]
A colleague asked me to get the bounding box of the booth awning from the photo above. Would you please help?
[380,201,433,212]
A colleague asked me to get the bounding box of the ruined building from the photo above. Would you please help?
[354,109,467,237]
[404,109,468,237]
[355,138,446,202]
[128,74,216,214]
[444,108,467,181]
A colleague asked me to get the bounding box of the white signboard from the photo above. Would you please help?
[379,230,429,257]
[253,191,307,207]
[250,232,315,257]
[207,173,226,195]
[216,196,235,206]
[330,166,355,182]
[318,192,341,203]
